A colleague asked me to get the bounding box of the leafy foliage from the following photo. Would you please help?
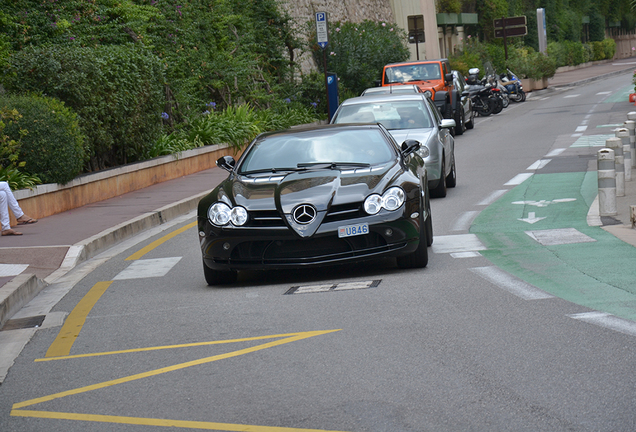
[0,107,41,189]
[1,94,85,185]
[4,44,165,171]
[312,20,410,96]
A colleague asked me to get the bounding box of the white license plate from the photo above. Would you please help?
[338,223,369,238]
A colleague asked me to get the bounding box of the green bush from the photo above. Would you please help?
[3,44,165,171]
[313,20,410,96]
[0,106,41,189]
[1,94,85,184]
[602,38,616,60]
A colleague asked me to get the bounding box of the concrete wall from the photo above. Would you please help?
[11,144,243,227]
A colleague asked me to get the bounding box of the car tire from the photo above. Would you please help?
[430,159,447,198]
[425,188,433,246]
[446,154,456,188]
[454,107,464,136]
[203,261,237,285]
[465,109,475,129]
[397,200,429,269]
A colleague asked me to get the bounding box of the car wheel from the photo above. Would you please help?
[446,154,456,188]
[430,159,447,198]
[203,261,237,285]
[425,188,433,246]
[465,108,475,129]
[397,200,429,269]
[454,107,464,136]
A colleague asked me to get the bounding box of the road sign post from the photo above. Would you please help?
[316,12,331,121]
[494,16,527,60]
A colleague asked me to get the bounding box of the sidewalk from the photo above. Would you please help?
[2,57,636,328]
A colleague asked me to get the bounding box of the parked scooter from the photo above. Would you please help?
[483,62,507,111]
[500,69,526,102]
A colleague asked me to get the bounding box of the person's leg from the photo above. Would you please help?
[0,181,25,220]
[0,190,10,231]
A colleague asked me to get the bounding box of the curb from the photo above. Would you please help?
[0,191,208,329]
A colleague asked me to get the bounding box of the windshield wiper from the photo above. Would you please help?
[240,167,307,175]
[297,162,371,169]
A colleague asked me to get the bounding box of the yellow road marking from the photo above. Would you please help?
[125,221,197,260]
[46,222,196,357]
[37,331,337,362]
[16,330,339,409]
[10,410,349,431]
[45,281,112,358]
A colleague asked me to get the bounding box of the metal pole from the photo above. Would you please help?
[597,148,617,216]
[606,137,624,197]
[616,128,631,181]
[323,49,330,122]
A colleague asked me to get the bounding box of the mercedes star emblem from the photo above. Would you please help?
[292,204,317,225]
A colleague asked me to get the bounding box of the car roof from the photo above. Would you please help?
[340,93,429,106]
[384,59,449,67]
[256,122,386,139]
[361,85,422,95]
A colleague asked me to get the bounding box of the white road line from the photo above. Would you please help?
[432,234,486,254]
[564,94,580,98]
[477,189,508,206]
[569,312,636,337]
[526,159,552,170]
[546,148,566,157]
[451,211,480,231]
[450,251,482,258]
[113,257,182,280]
[575,125,587,132]
[505,173,533,186]
[470,266,554,300]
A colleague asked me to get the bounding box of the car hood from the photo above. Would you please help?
[387,128,435,145]
[216,163,403,238]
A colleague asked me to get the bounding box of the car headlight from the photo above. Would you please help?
[208,202,248,226]
[423,90,432,98]
[364,187,405,215]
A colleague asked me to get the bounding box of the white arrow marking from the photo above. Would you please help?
[518,212,546,224]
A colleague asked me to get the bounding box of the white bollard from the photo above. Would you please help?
[597,148,617,216]
[616,128,632,181]
[625,120,636,169]
[628,112,636,122]
[606,137,624,196]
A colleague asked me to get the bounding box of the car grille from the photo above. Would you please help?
[225,232,406,265]
[248,202,365,227]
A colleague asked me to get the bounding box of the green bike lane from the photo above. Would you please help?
[470,169,636,322]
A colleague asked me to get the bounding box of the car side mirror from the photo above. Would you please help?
[374,79,382,87]
[401,139,421,156]
[445,73,453,84]
[440,119,456,130]
[216,156,236,172]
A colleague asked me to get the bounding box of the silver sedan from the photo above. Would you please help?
[331,94,456,198]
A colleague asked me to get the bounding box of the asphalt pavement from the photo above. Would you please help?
[2,57,636,328]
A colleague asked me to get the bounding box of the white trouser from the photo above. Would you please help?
[0,181,25,231]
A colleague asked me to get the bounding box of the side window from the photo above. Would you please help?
[425,96,442,124]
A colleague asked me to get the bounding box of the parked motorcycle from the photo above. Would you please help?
[465,68,498,117]
[500,69,526,102]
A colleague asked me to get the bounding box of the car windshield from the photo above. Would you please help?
[332,100,433,130]
[238,129,394,174]
[384,64,441,84]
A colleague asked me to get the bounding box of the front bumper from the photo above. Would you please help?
[199,206,423,271]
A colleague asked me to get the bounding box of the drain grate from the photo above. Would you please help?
[1,315,46,331]
[285,280,381,295]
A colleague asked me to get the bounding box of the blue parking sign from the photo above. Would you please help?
[316,12,328,49]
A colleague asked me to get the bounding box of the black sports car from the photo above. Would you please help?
[197,123,433,285]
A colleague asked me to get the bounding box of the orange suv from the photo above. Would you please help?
[381,59,458,127]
